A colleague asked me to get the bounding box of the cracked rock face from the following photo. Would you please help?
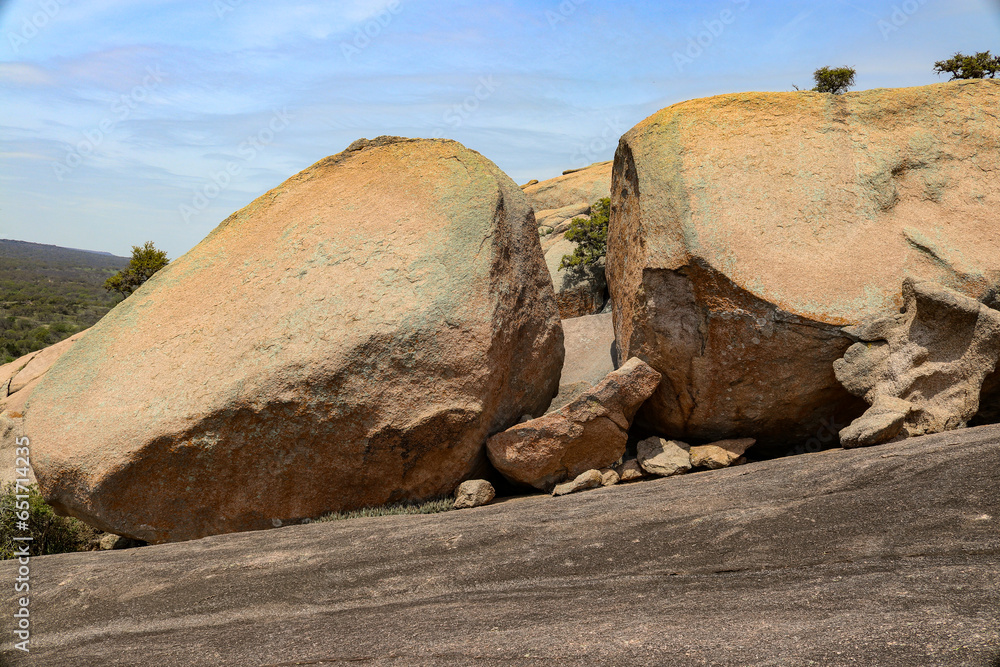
[607,81,1000,450]
[487,357,661,491]
[834,279,1000,448]
[26,136,564,543]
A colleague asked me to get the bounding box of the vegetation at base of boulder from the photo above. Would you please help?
[316,497,455,522]
[809,66,856,94]
[559,198,610,272]
[0,483,102,558]
[104,241,170,300]
[934,51,1000,80]
[0,240,127,364]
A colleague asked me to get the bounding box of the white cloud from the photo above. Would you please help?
[0,61,52,85]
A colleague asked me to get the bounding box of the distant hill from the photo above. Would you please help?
[0,239,128,364]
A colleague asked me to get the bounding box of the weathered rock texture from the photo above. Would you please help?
[551,469,602,496]
[8,425,999,667]
[26,136,564,543]
[608,80,1000,449]
[835,279,1000,448]
[453,480,495,509]
[0,411,34,486]
[615,457,646,482]
[637,437,691,477]
[0,334,85,486]
[689,438,755,470]
[487,357,661,490]
[522,161,611,212]
[0,331,84,415]
[546,312,617,413]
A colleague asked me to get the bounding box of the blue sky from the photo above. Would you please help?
[1,0,998,259]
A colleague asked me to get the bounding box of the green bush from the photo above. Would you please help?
[104,241,169,300]
[316,497,455,523]
[934,51,1000,80]
[0,483,101,559]
[811,66,856,94]
[559,197,610,272]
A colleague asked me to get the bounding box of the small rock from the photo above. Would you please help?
[521,179,539,188]
[838,396,912,449]
[637,437,692,477]
[690,438,756,470]
[454,480,496,509]
[538,225,553,236]
[615,458,646,482]
[487,357,661,490]
[552,469,603,496]
[599,468,620,486]
[99,534,144,550]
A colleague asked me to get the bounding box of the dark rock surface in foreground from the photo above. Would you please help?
[3,425,1000,666]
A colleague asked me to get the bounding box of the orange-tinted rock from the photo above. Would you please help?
[3,332,85,401]
[27,137,563,543]
[608,81,1000,450]
[689,438,756,470]
[522,161,611,212]
[487,357,660,490]
[0,412,34,486]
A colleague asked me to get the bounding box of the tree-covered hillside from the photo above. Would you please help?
[0,239,128,364]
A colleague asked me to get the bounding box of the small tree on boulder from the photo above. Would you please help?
[559,198,610,272]
[811,66,856,94]
[104,241,169,300]
[933,51,1000,80]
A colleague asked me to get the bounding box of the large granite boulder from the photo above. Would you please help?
[487,357,660,490]
[26,136,564,543]
[607,80,1000,450]
[835,279,1000,447]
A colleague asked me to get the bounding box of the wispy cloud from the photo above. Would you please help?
[1,0,997,257]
